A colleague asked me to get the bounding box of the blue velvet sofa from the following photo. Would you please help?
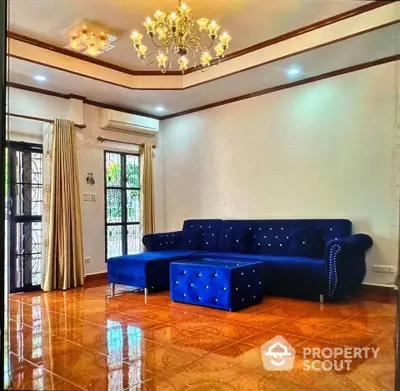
[108,219,373,301]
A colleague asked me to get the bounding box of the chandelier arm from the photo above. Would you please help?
[150,36,162,48]
[207,37,216,50]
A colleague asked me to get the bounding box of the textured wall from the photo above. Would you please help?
[160,62,400,286]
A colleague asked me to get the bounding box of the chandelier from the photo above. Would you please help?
[130,1,232,73]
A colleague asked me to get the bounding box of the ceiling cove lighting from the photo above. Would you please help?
[34,75,47,81]
[130,0,232,74]
[155,107,165,112]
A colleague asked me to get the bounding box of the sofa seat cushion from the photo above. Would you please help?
[194,252,325,299]
[107,250,202,289]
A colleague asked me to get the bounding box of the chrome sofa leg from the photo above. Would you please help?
[144,288,148,304]
[111,283,115,296]
[319,294,324,304]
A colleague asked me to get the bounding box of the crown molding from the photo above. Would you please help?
[6,81,161,120]
[7,1,390,78]
[160,54,400,120]
[8,54,399,123]
[6,31,182,76]
[185,0,392,73]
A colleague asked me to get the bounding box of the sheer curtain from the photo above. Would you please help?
[42,119,84,291]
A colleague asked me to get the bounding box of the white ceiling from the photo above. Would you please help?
[9,0,372,71]
[8,22,399,117]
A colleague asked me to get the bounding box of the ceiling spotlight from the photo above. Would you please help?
[286,67,301,77]
[155,106,165,112]
[34,75,47,81]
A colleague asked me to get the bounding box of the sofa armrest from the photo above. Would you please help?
[325,234,373,300]
[142,231,182,252]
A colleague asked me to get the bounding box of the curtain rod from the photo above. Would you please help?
[6,112,87,129]
[97,136,156,149]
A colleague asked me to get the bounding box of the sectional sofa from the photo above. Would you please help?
[107,219,373,302]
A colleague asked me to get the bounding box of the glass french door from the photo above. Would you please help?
[104,151,141,260]
[6,142,43,293]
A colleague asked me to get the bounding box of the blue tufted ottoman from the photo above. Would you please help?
[170,258,264,311]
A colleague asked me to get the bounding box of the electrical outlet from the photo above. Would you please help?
[83,192,89,202]
[85,257,91,264]
[90,193,96,202]
[372,265,396,274]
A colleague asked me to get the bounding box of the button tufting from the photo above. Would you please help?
[302,241,306,244]
[200,225,203,228]
[242,298,244,301]
[279,244,283,247]
[190,283,193,287]
[214,273,218,277]
[183,293,186,296]
[209,225,211,228]
[225,235,228,238]
[223,287,227,290]
[258,243,261,246]
[286,236,289,239]
[215,298,218,302]
[198,296,201,300]
[175,281,178,284]
[281,228,284,230]
[212,233,215,236]
[259,228,262,230]
[275,236,278,239]
[189,240,192,243]
[253,269,255,273]
[241,272,244,275]
[206,285,209,289]
[259,281,262,284]
[198,273,202,277]
[249,227,252,230]
[248,284,251,287]
[191,225,193,228]
[183,271,186,275]
[206,242,209,245]
[330,228,333,231]
[236,288,239,291]
[270,228,272,230]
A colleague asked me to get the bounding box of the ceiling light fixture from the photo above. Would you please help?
[34,75,47,81]
[130,1,232,74]
[286,67,301,77]
[65,20,118,57]
[155,106,165,112]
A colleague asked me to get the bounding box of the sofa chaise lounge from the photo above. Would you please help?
[107,219,373,301]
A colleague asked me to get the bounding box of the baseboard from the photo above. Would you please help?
[362,282,397,291]
[85,272,108,282]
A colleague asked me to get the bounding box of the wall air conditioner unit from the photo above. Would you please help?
[99,109,159,136]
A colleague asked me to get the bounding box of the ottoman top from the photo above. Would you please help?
[172,258,262,269]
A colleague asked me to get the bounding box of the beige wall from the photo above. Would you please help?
[7,88,163,276]
[160,62,400,287]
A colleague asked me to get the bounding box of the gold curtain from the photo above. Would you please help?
[140,143,155,235]
[42,119,84,291]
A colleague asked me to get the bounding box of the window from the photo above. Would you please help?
[104,151,141,259]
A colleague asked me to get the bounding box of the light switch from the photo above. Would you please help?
[90,193,96,202]
[83,193,89,201]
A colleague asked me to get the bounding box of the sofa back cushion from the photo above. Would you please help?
[177,229,203,250]
[217,219,352,257]
[182,219,222,251]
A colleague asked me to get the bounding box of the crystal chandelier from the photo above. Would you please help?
[130,1,232,73]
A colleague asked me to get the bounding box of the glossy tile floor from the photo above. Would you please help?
[6,281,396,390]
